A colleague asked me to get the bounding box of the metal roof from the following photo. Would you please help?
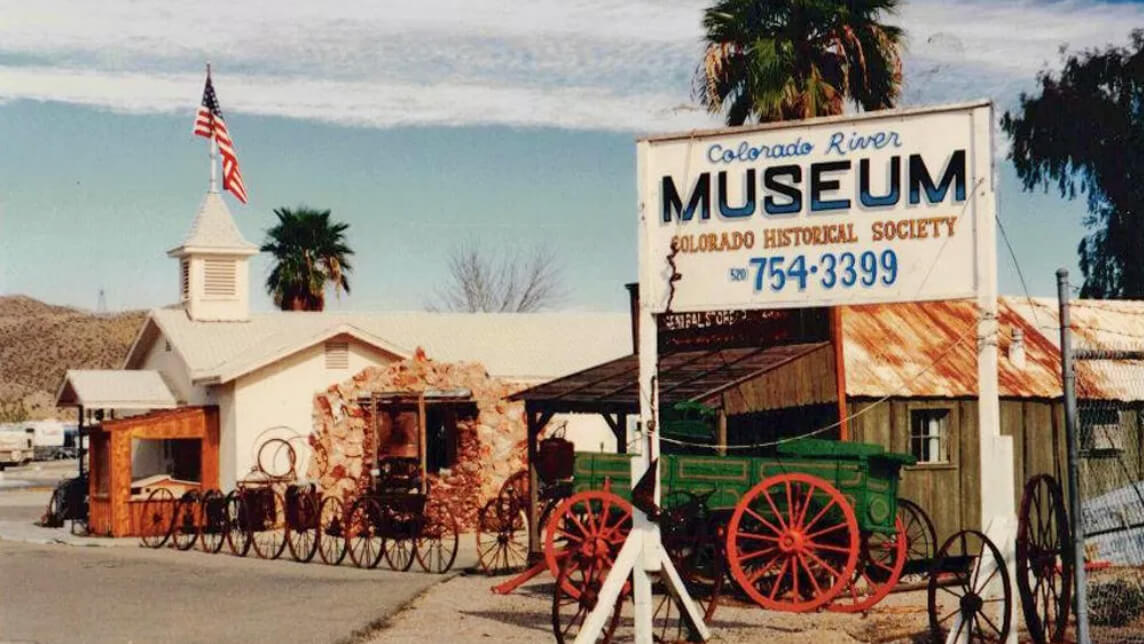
[55,370,178,410]
[128,308,631,385]
[510,342,829,413]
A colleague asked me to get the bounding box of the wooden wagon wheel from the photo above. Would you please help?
[725,472,860,613]
[225,489,253,557]
[250,489,288,560]
[927,529,1012,643]
[198,489,228,554]
[286,485,319,563]
[552,550,625,644]
[544,490,633,599]
[828,519,907,613]
[660,491,723,621]
[347,497,384,569]
[382,507,416,572]
[139,487,176,549]
[476,499,529,575]
[1017,474,1071,644]
[498,470,529,520]
[896,498,937,586]
[414,500,460,574]
[317,496,349,566]
[171,489,201,552]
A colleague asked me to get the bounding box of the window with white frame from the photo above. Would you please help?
[910,408,950,464]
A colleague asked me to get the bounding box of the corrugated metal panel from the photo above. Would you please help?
[841,298,1063,399]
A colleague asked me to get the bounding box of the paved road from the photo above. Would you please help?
[0,539,449,644]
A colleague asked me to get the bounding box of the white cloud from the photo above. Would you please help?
[0,0,1141,131]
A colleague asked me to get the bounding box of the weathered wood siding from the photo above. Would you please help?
[720,344,838,416]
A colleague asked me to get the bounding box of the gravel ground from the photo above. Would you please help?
[371,570,937,643]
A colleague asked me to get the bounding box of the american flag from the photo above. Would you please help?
[194,72,248,204]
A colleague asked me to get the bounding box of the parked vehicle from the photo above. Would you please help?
[0,429,34,468]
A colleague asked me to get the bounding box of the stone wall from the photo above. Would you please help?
[308,349,527,530]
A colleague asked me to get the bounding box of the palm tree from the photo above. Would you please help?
[696,0,904,125]
[261,207,353,311]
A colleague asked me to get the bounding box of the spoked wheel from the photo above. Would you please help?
[828,519,908,613]
[476,499,529,575]
[286,487,319,563]
[499,470,529,510]
[171,490,201,551]
[415,501,460,574]
[250,489,287,560]
[225,490,252,557]
[544,490,633,598]
[552,551,625,644]
[725,472,860,612]
[660,492,723,621]
[1017,475,1071,644]
[317,496,349,566]
[927,529,1012,643]
[198,489,228,554]
[347,497,384,569]
[139,488,176,549]
[897,498,938,586]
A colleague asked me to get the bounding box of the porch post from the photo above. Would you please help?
[526,403,541,560]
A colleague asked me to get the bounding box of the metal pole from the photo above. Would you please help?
[206,63,218,193]
[1057,268,1090,644]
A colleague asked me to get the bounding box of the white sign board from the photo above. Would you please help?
[638,101,994,313]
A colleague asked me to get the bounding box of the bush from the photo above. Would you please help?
[1090,579,1144,627]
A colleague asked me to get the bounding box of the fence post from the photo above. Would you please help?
[1057,268,1090,643]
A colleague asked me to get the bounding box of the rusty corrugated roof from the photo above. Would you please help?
[841,298,1063,399]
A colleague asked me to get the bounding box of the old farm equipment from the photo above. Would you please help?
[540,436,914,641]
[1016,474,1072,644]
[228,437,297,559]
[346,392,461,574]
[926,529,1013,642]
[476,469,532,574]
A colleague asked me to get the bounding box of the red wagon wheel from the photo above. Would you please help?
[725,472,860,612]
[171,489,201,552]
[551,550,625,644]
[927,529,1012,643]
[544,490,633,599]
[139,488,175,549]
[317,496,349,566]
[1017,474,1071,644]
[250,489,288,560]
[476,499,529,575]
[828,519,907,613]
[414,500,460,574]
[198,489,228,554]
[347,497,384,569]
[225,489,253,557]
[498,470,529,517]
[286,486,319,563]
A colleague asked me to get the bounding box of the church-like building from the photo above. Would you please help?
[56,188,629,536]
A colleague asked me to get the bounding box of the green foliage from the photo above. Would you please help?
[261,206,354,311]
[694,0,904,125]
[1002,31,1144,298]
[1090,578,1144,627]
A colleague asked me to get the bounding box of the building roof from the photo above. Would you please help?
[510,342,829,413]
[126,308,632,385]
[167,191,257,256]
[56,370,178,409]
[840,298,1064,399]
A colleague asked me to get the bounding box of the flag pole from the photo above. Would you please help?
[207,62,218,193]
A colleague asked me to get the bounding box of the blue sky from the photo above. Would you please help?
[2,0,1142,313]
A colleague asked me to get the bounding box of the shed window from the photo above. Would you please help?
[203,258,237,296]
[910,408,950,464]
[325,342,349,369]
[1081,408,1125,455]
[180,259,190,300]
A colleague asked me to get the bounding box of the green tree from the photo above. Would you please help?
[261,207,353,311]
[1002,31,1144,298]
[695,0,904,125]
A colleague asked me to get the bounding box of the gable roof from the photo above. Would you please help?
[56,370,178,409]
[126,308,631,385]
[167,191,257,256]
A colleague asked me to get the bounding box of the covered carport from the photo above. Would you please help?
[510,341,833,557]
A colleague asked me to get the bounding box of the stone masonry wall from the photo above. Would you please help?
[308,349,527,530]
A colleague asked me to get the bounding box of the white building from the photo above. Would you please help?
[58,190,630,491]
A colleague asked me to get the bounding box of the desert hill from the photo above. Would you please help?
[0,295,146,420]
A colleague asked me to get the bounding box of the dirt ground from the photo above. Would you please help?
[371,571,939,643]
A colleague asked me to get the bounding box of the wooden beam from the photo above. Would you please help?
[525,403,551,560]
[831,307,849,441]
[617,414,628,454]
[418,394,428,494]
[717,409,727,457]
